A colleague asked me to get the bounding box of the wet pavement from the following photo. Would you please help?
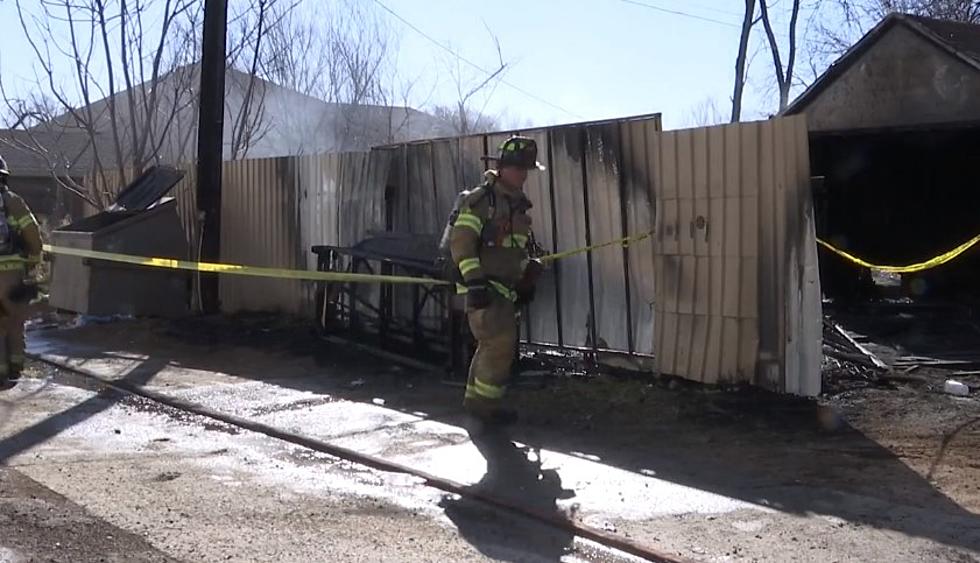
[8,322,980,562]
[0,371,646,562]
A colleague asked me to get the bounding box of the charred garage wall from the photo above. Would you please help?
[785,14,980,302]
[811,124,980,301]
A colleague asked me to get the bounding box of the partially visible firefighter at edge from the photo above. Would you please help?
[446,136,545,425]
[0,154,43,390]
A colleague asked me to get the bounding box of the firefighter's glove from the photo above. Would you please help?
[515,259,543,306]
[465,280,493,310]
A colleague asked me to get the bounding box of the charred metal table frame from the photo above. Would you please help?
[311,236,473,377]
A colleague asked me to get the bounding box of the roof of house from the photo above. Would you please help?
[785,14,980,115]
[0,128,116,178]
[39,64,454,159]
[910,15,980,65]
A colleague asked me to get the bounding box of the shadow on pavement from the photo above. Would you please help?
[440,428,575,562]
[0,357,168,463]
[29,316,980,555]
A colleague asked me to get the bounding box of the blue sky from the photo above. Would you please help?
[373,0,833,128]
[0,0,847,130]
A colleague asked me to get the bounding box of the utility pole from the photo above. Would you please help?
[196,0,229,314]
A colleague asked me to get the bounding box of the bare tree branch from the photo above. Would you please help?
[754,0,803,113]
[732,0,756,122]
[435,27,509,136]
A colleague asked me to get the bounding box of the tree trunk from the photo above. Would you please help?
[731,0,756,123]
[759,0,801,113]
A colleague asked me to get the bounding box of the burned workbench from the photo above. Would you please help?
[311,233,472,377]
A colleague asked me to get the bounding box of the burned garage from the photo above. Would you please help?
[786,13,980,303]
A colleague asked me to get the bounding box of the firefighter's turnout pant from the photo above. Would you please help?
[463,294,517,415]
[0,269,27,378]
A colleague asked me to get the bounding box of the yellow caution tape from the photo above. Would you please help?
[42,230,656,286]
[42,244,451,286]
[539,231,652,263]
[816,234,980,274]
[47,230,974,287]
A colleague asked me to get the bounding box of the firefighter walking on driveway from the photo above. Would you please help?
[0,155,43,390]
[448,136,545,425]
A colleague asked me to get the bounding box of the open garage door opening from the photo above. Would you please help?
[811,123,980,305]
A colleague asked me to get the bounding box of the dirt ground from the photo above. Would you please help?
[0,466,177,563]
[14,311,980,561]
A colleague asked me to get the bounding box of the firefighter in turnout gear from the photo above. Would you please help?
[449,136,546,425]
[0,154,43,389]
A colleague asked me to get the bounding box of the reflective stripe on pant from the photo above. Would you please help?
[0,269,27,376]
[463,295,517,415]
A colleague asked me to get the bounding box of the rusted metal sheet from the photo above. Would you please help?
[651,116,821,394]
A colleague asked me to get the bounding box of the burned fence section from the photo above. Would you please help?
[257,115,821,395]
[77,114,821,395]
[377,115,665,363]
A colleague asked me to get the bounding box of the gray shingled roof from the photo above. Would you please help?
[38,65,455,161]
[785,13,980,115]
[0,128,116,178]
[906,14,980,66]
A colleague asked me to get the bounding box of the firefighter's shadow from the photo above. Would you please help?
[440,429,577,563]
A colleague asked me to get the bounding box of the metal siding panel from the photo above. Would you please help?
[757,122,780,390]
[660,309,678,376]
[624,119,656,355]
[650,129,666,366]
[693,127,710,261]
[551,127,591,348]
[585,124,629,351]
[395,145,409,233]
[722,116,742,330]
[779,120,799,395]
[704,125,726,381]
[522,130,560,345]
[738,123,761,384]
[659,132,680,257]
[676,130,695,259]
[220,157,302,315]
[690,309,709,381]
[740,123,760,196]
[655,126,687,377]
[725,124,747,384]
[792,116,823,396]
[459,136,486,187]
[775,122,790,388]
[676,311,694,379]
[217,161,236,311]
[432,140,460,224]
[408,146,428,233]
[392,145,422,325]
[708,197,725,315]
[687,128,710,370]
[738,316,758,382]
[741,193,760,258]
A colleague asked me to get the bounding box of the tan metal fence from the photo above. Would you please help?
[650,117,821,394]
[82,113,821,394]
